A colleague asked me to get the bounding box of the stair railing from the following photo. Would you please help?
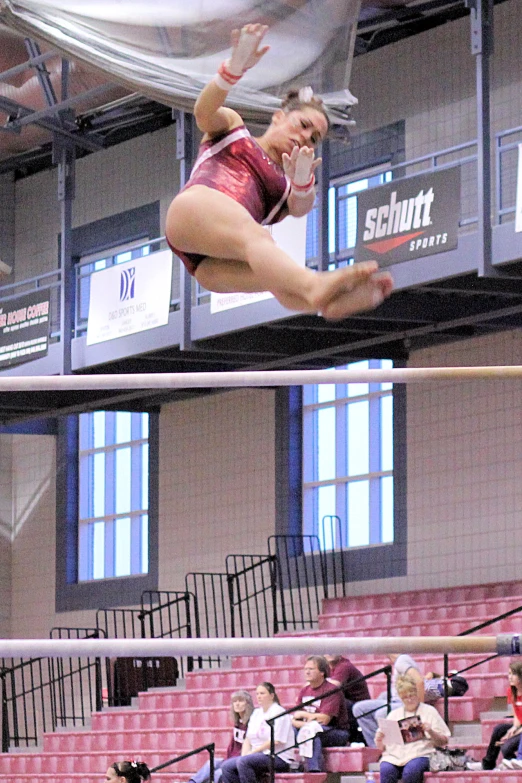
[140,590,197,677]
[266,665,393,783]
[441,601,522,723]
[185,571,232,668]
[150,742,215,779]
[226,554,278,637]
[268,534,327,632]
[0,627,104,752]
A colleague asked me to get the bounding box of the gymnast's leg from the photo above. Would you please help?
[166,185,392,319]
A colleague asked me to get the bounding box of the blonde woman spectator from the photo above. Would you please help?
[375,675,450,783]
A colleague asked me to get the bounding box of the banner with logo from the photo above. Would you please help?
[210,215,307,313]
[86,249,172,345]
[354,167,461,267]
[0,289,50,368]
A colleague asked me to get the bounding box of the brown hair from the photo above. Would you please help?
[258,681,280,705]
[305,655,330,678]
[509,661,522,702]
[230,690,254,726]
[111,761,151,782]
[281,89,330,133]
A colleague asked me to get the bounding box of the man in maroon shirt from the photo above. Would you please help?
[325,653,371,744]
[292,655,350,772]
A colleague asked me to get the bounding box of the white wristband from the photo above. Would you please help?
[213,60,242,92]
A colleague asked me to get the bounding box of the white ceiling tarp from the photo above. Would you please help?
[0,0,361,126]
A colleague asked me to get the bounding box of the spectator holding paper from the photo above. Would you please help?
[375,675,450,783]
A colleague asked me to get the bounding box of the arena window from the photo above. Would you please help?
[78,411,150,581]
[302,359,394,549]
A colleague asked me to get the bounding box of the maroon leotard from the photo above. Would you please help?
[168,125,290,274]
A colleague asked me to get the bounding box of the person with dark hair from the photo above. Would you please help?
[467,661,522,770]
[105,760,151,782]
[324,654,371,744]
[220,682,294,783]
[186,690,255,783]
[292,655,350,772]
[166,23,393,321]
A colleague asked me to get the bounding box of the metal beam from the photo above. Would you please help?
[176,110,195,351]
[467,0,494,276]
[0,96,104,152]
[0,51,55,84]
[7,84,114,129]
[24,38,58,108]
[55,138,75,376]
[243,300,522,370]
[317,138,330,271]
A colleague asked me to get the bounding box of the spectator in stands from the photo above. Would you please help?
[352,654,424,747]
[375,675,451,783]
[187,690,254,783]
[106,761,151,782]
[292,655,350,772]
[423,670,468,704]
[324,653,371,744]
[467,660,522,770]
[220,682,294,783]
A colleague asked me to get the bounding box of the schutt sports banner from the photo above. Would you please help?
[354,167,461,267]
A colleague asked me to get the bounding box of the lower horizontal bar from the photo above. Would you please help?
[0,635,516,659]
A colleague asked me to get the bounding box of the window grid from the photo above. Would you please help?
[78,411,150,581]
[305,170,392,265]
[303,360,394,550]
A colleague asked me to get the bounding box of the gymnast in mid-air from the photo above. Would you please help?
[166,23,393,320]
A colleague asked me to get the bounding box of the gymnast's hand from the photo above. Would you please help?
[228,24,270,77]
[282,145,322,195]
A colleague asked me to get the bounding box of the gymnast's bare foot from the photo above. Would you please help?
[321,270,393,321]
[309,261,392,318]
[308,260,378,311]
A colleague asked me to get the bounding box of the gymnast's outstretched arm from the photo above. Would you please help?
[194,24,269,138]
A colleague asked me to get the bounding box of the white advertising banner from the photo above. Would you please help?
[210,215,308,314]
[86,249,173,345]
[516,144,522,233]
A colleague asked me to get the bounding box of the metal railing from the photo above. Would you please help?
[141,590,196,678]
[185,538,328,670]
[150,742,215,777]
[96,592,195,705]
[226,554,278,638]
[441,600,522,723]
[495,123,522,224]
[268,534,327,632]
[0,627,103,752]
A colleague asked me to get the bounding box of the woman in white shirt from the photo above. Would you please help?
[220,682,295,783]
[375,675,451,783]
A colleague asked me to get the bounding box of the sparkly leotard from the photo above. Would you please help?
[168,125,290,274]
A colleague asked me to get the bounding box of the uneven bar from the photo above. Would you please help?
[0,365,522,391]
[0,634,515,659]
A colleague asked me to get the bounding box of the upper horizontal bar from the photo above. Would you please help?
[0,635,510,659]
[0,366,522,391]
